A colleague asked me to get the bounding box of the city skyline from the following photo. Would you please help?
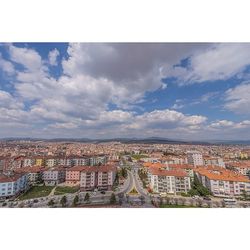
[1,43,250,140]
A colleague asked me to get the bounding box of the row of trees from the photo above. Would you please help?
[47,192,118,207]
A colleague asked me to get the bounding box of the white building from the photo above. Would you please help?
[195,166,250,197]
[187,151,203,166]
[0,172,28,199]
[204,157,225,168]
[147,168,191,194]
[43,167,66,186]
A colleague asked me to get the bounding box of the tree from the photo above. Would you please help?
[110,193,116,204]
[179,198,185,206]
[60,196,67,207]
[121,167,128,178]
[139,195,145,205]
[118,193,124,205]
[48,199,55,207]
[188,175,211,197]
[84,193,90,203]
[73,195,79,207]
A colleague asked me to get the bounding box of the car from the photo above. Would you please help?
[192,195,200,199]
[100,191,106,194]
[203,197,211,201]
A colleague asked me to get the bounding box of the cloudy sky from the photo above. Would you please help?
[1,43,250,140]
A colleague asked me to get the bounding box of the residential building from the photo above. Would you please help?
[168,164,195,179]
[0,172,28,199]
[23,158,33,167]
[187,151,204,166]
[147,167,191,194]
[194,166,250,197]
[15,166,45,185]
[80,165,117,191]
[45,157,59,168]
[204,156,225,168]
[226,161,250,177]
[43,167,66,186]
[65,166,86,186]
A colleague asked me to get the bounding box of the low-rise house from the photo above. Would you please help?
[43,167,66,186]
[0,172,28,199]
[194,166,250,197]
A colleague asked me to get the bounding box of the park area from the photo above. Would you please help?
[18,186,54,200]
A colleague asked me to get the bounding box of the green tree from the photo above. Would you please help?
[110,193,116,204]
[48,199,55,207]
[139,195,145,205]
[73,195,79,207]
[188,175,211,197]
[60,196,67,207]
[84,192,90,202]
[121,167,128,178]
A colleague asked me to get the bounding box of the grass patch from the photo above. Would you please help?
[54,186,79,195]
[160,204,197,208]
[129,187,139,195]
[19,186,54,200]
[131,154,148,160]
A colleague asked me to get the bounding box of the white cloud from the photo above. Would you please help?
[48,48,60,66]
[224,81,250,114]
[209,120,235,129]
[0,53,15,75]
[9,45,44,72]
[0,90,23,109]
[168,43,250,84]
[1,43,250,140]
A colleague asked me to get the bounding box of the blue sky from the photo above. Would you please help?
[1,43,250,140]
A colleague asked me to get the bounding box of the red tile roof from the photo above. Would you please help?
[148,167,187,177]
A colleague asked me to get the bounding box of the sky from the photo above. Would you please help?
[1,43,250,140]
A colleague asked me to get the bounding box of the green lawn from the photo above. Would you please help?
[54,186,79,195]
[19,186,54,200]
[159,204,197,208]
[131,154,148,160]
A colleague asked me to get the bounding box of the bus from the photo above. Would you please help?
[223,198,237,206]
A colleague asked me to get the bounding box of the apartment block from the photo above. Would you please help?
[15,166,45,185]
[147,167,191,194]
[80,165,117,191]
[43,167,66,186]
[194,166,250,197]
[0,172,28,199]
[187,151,204,166]
[226,161,250,177]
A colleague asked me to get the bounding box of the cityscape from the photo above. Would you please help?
[1,139,250,208]
[1,43,250,208]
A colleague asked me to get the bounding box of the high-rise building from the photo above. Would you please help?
[187,151,203,166]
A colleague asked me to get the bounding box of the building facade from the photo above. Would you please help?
[195,166,250,197]
[0,173,28,199]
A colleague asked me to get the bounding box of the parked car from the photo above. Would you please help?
[100,191,106,194]
[203,197,211,201]
[192,195,200,199]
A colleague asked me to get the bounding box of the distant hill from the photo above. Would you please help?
[1,137,250,145]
